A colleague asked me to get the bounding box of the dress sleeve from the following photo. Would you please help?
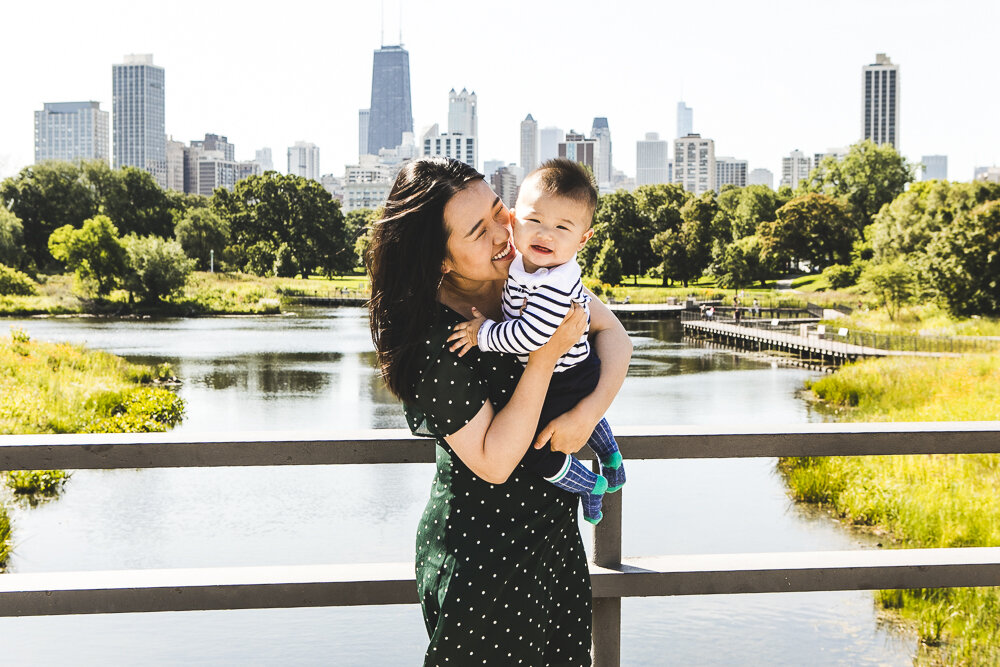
[404,334,490,438]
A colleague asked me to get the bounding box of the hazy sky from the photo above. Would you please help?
[2,0,997,183]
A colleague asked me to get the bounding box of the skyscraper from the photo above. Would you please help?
[112,54,166,187]
[591,117,612,189]
[367,45,413,154]
[677,102,693,138]
[673,134,715,195]
[255,148,274,172]
[358,109,370,156]
[288,141,320,181]
[716,157,748,190]
[34,102,109,164]
[781,149,812,189]
[448,88,477,136]
[520,114,538,173]
[559,131,596,174]
[636,132,670,186]
[862,53,900,149]
[748,168,774,189]
[539,127,563,163]
[421,124,477,169]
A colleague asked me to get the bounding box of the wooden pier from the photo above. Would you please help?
[682,319,959,365]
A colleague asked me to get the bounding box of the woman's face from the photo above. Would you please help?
[441,179,516,284]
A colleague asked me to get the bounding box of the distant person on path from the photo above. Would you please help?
[752,298,760,318]
[366,157,632,665]
[449,159,627,524]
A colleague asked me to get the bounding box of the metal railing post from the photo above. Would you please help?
[591,460,622,667]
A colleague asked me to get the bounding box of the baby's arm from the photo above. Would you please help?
[478,282,580,355]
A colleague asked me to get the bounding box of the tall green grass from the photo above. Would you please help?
[783,354,1000,663]
[0,328,185,569]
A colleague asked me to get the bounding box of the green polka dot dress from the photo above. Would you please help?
[405,305,593,666]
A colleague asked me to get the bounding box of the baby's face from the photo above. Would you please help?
[512,179,594,273]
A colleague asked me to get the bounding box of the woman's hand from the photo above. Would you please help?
[528,302,586,366]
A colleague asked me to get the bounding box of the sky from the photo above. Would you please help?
[2,0,998,184]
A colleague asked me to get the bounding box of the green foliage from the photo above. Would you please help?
[6,469,69,495]
[83,162,175,238]
[174,208,230,271]
[585,190,653,281]
[761,193,855,271]
[651,192,715,286]
[84,386,185,433]
[821,263,859,290]
[346,208,381,268]
[859,258,916,321]
[925,200,1000,316]
[804,140,914,234]
[0,504,9,567]
[0,206,27,269]
[122,234,195,303]
[47,215,128,296]
[713,235,769,289]
[212,172,352,277]
[0,264,37,296]
[593,239,623,286]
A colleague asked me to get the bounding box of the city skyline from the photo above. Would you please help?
[2,0,998,185]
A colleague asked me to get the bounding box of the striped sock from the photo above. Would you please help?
[588,419,626,492]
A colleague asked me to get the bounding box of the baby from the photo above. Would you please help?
[449,158,625,524]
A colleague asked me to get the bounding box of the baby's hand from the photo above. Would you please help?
[447,307,487,357]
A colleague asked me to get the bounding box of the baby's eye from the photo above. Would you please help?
[557,225,569,231]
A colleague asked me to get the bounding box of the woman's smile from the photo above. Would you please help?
[492,238,515,262]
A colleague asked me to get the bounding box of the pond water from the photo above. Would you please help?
[0,308,915,665]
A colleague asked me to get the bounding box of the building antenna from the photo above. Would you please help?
[380,0,384,47]
[398,1,402,45]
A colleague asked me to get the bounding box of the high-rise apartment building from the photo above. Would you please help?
[920,155,948,181]
[421,124,477,169]
[255,148,273,172]
[862,53,900,149]
[191,134,234,161]
[748,168,774,189]
[781,149,812,189]
[34,102,109,164]
[491,166,520,208]
[165,137,185,192]
[520,114,538,173]
[367,45,413,154]
[540,127,563,163]
[813,147,848,173]
[358,109,370,156]
[673,134,715,195]
[716,157,748,190]
[448,88,477,136]
[591,117,613,190]
[558,131,596,174]
[636,132,670,186]
[288,141,321,181]
[112,54,166,187]
[676,102,693,138]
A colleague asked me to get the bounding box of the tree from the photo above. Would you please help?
[87,164,175,238]
[593,239,623,286]
[212,173,352,277]
[0,161,97,270]
[731,185,786,240]
[804,139,914,234]
[175,208,230,271]
[586,190,653,282]
[345,208,381,268]
[713,235,770,289]
[859,258,916,321]
[925,200,1000,316]
[121,235,196,303]
[768,193,855,271]
[0,206,26,270]
[47,215,128,296]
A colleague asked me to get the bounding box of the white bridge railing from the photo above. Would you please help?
[2,423,1000,667]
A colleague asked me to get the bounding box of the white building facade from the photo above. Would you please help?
[112,54,166,187]
[288,141,321,180]
[781,149,812,189]
[748,168,774,189]
[673,134,715,195]
[421,124,477,169]
[636,132,670,186]
[34,101,109,164]
[921,155,948,181]
[862,53,900,149]
[520,114,538,173]
[716,157,748,190]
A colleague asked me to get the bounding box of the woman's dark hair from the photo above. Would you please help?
[366,157,484,401]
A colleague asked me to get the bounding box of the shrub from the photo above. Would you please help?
[122,235,196,303]
[48,215,128,296]
[822,263,859,290]
[84,386,185,433]
[5,469,69,495]
[175,208,230,271]
[0,206,26,269]
[0,265,36,296]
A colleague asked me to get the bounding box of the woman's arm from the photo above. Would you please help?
[444,304,587,484]
[534,290,632,454]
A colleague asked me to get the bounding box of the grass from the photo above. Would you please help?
[782,353,1000,663]
[829,302,1000,338]
[0,271,375,317]
[0,327,186,569]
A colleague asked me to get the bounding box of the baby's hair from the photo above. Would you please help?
[526,158,599,223]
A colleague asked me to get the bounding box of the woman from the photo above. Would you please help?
[367,157,631,665]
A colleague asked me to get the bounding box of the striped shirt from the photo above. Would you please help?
[477,252,591,372]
